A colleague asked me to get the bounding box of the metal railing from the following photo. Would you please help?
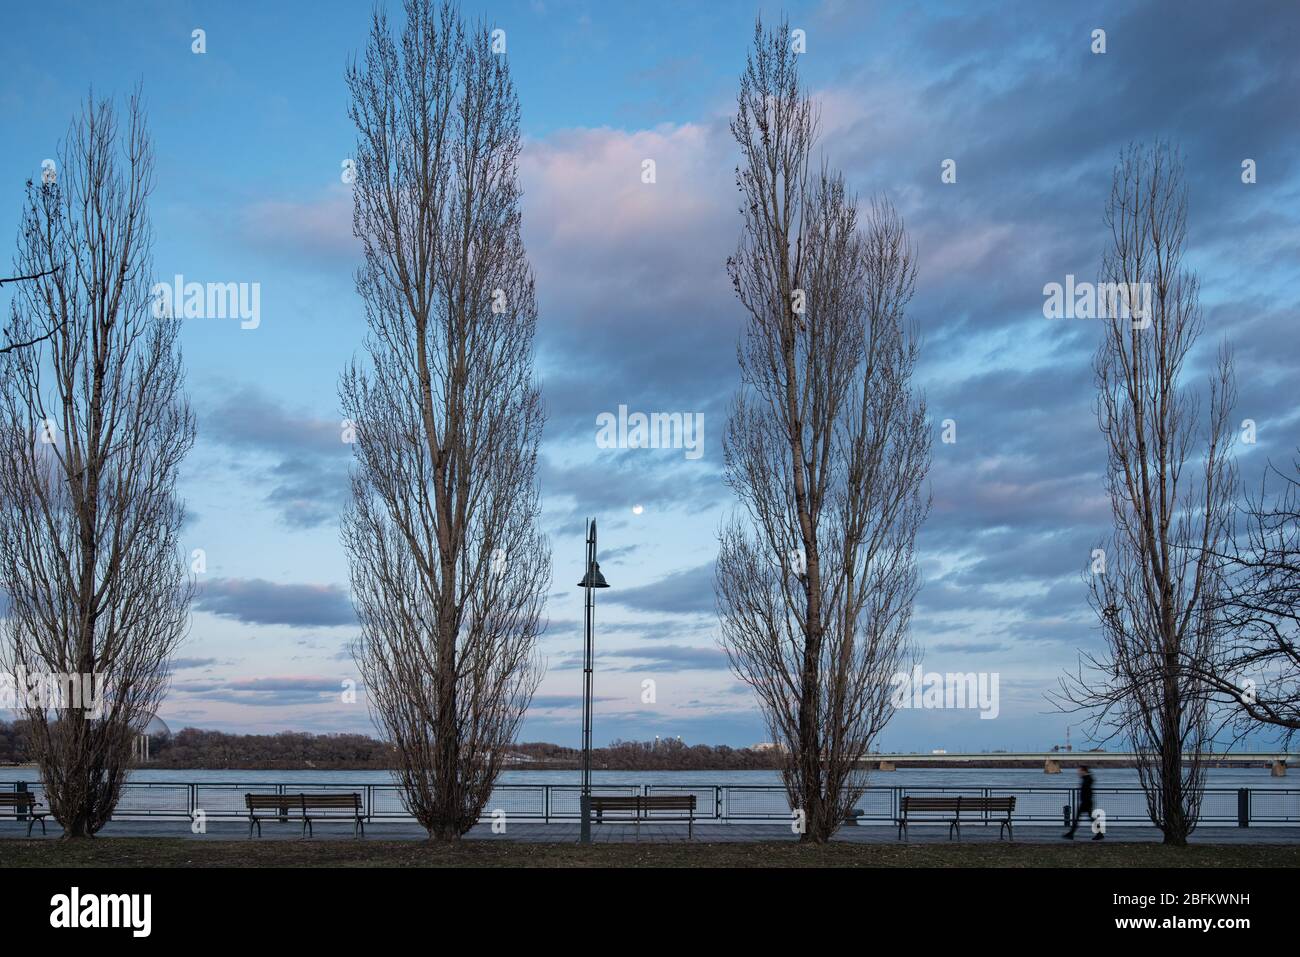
[5,779,1299,828]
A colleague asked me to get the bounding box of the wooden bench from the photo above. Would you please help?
[590,794,697,839]
[896,795,1015,841]
[245,792,364,838]
[0,792,48,836]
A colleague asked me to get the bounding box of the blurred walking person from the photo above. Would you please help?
[1063,765,1103,840]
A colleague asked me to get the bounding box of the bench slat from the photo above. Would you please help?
[0,794,41,808]
[590,796,695,810]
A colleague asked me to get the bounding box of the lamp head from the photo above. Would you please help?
[578,560,610,589]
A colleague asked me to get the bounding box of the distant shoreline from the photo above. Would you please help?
[3,759,1288,772]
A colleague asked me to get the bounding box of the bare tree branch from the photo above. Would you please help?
[1195,458,1300,742]
[0,264,64,288]
[0,265,66,354]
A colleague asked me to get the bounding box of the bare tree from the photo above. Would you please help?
[1056,143,1236,845]
[716,19,931,844]
[341,0,549,841]
[0,90,195,837]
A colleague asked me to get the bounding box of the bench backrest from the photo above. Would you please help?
[901,797,962,811]
[0,793,40,809]
[246,794,295,811]
[245,792,361,811]
[589,796,641,810]
[299,793,362,810]
[640,795,696,810]
[901,796,1015,812]
[962,797,1015,812]
[590,795,696,811]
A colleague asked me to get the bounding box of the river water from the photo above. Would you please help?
[1,766,1293,789]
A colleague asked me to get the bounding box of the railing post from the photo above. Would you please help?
[16,781,27,823]
[1237,788,1250,828]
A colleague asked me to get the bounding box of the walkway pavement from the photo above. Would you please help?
[4,819,1297,843]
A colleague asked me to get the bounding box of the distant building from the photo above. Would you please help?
[751,742,787,753]
[134,714,172,763]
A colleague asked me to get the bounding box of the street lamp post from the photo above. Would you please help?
[577,518,609,844]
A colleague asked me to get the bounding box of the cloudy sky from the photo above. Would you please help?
[1,0,1297,750]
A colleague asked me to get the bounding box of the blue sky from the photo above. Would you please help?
[1,0,1298,750]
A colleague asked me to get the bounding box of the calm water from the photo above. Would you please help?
[0,766,1293,789]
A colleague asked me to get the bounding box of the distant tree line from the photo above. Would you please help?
[0,720,33,764]
[146,729,397,770]
[0,723,782,771]
[514,738,783,771]
[0,724,393,770]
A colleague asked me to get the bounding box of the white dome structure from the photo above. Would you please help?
[143,714,171,738]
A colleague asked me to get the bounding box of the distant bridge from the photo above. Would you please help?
[862,752,1296,769]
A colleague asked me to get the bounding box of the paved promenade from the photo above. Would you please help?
[3,820,1296,844]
